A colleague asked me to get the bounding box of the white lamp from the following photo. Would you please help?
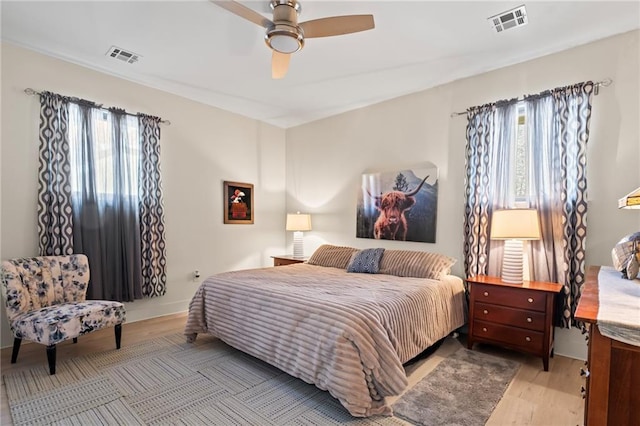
[490,209,541,284]
[286,212,312,259]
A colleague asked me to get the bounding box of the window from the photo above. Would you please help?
[68,105,140,199]
[508,102,531,208]
[513,104,528,201]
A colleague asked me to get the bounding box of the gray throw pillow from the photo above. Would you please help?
[347,248,385,274]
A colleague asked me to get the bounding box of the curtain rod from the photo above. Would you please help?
[23,88,171,125]
[449,78,613,118]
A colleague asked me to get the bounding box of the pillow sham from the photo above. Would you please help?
[378,249,456,280]
[307,244,359,269]
[347,248,385,274]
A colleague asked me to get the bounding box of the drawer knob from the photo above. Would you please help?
[483,291,489,297]
[527,317,532,323]
[580,368,590,378]
[482,327,488,332]
[525,336,531,342]
[483,309,489,314]
[527,297,534,303]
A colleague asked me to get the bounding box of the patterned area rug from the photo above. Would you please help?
[3,334,518,425]
[393,348,521,426]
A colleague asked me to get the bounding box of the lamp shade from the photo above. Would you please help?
[490,209,541,240]
[286,213,312,231]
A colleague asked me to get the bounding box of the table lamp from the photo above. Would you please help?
[490,209,541,284]
[286,212,312,259]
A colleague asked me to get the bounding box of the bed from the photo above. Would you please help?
[184,245,467,417]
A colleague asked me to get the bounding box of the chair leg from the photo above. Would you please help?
[11,338,22,364]
[115,323,122,349]
[46,344,57,375]
[73,337,78,344]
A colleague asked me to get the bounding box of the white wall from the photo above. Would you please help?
[285,30,640,360]
[0,43,287,348]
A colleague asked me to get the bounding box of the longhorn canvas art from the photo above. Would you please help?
[356,164,438,243]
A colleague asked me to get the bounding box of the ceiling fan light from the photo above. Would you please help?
[269,34,300,53]
[266,30,303,54]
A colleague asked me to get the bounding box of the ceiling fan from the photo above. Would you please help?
[210,0,375,79]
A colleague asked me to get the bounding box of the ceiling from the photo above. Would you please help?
[2,1,639,128]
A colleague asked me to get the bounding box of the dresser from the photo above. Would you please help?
[467,275,563,371]
[575,266,640,426]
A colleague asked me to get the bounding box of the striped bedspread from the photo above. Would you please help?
[184,263,467,417]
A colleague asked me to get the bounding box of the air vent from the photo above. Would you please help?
[105,46,141,64]
[488,5,528,33]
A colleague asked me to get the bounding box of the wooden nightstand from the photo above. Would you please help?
[467,275,563,371]
[271,255,308,267]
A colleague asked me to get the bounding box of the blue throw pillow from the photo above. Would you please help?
[347,248,385,274]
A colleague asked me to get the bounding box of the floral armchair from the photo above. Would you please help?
[1,254,126,374]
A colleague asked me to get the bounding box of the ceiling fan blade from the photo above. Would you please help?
[210,0,273,28]
[299,15,374,38]
[272,51,290,79]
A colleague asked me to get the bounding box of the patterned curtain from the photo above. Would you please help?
[526,82,594,328]
[36,91,167,301]
[138,114,167,297]
[463,100,518,278]
[37,92,74,255]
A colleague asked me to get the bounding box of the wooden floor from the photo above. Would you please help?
[1,313,585,425]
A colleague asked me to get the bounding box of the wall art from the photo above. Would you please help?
[356,163,438,242]
[224,181,254,224]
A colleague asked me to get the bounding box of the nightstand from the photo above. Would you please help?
[467,275,563,371]
[271,255,308,267]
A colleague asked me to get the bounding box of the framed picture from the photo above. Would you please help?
[223,181,254,224]
[356,163,438,243]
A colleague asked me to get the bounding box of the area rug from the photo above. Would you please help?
[3,333,407,425]
[3,335,517,425]
[393,348,521,426]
